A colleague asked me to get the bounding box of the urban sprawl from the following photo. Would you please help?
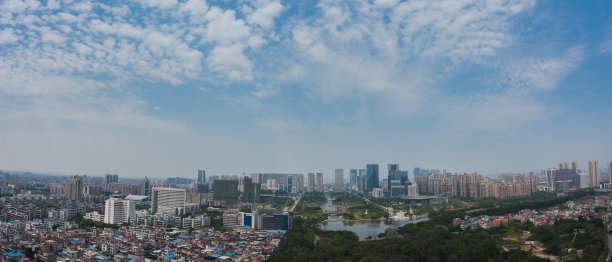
[0,160,611,261]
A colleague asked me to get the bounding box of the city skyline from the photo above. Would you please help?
[2,158,612,183]
[1,0,611,178]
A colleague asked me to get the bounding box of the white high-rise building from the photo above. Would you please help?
[198,170,206,184]
[151,187,186,214]
[609,161,612,183]
[68,175,83,201]
[334,169,344,192]
[316,173,324,192]
[104,194,135,224]
[589,160,599,187]
[308,173,315,192]
[579,172,590,188]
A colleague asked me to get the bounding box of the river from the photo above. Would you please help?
[317,193,428,240]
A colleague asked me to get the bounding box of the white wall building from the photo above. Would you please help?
[372,188,384,198]
[579,173,590,188]
[334,169,344,192]
[151,187,186,214]
[104,195,135,224]
[85,211,104,222]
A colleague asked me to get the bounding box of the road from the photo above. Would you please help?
[356,193,394,216]
[286,194,302,213]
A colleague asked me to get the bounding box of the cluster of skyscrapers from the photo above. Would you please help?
[306,164,412,197]
[415,173,538,199]
[307,173,324,193]
[546,160,608,192]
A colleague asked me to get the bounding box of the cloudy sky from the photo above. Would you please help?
[1,0,611,180]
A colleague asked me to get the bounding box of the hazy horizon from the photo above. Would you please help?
[1,0,611,179]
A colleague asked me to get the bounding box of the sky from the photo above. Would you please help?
[1,0,611,180]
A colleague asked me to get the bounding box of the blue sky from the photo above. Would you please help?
[0,0,611,180]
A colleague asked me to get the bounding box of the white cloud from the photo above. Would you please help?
[245,0,284,29]
[0,0,587,137]
[443,47,585,134]
[204,7,252,45]
[45,0,60,9]
[39,28,66,43]
[0,28,19,44]
[503,47,585,91]
[208,44,253,81]
[252,87,278,99]
[373,0,398,8]
[2,0,40,13]
[444,92,552,135]
[70,0,92,12]
[179,0,208,18]
[72,42,93,56]
[599,39,612,54]
[391,0,535,60]
[137,0,177,9]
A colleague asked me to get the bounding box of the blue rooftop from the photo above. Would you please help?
[3,252,24,257]
[210,254,221,258]
[8,221,17,224]
[163,254,176,259]
[179,235,189,239]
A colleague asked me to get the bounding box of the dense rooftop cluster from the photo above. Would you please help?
[0,221,285,261]
[454,196,612,231]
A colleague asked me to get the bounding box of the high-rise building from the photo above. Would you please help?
[213,180,239,205]
[555,167,580,192]
[397,170,409,184]
[198,170,206,184]
[287,176,293,193]
[68,175,83,201]
[151,187,186,214]
[413,167,422,178]
[546,168,557,191]
[242,177,261,204]
[571,161,579,173]
[140,176,151,197]
[588,160,599,187]
[104,174,118,188]
[388,164,398,192]
[104,193,135,224]
[366,164,379,192]
[609,161,612,184]
[334,169,344,192]
[349,169,357,190]
[390,179,406,196]
[559,162,569,170]
[308,173,315,192]
[358,169,366,192]
[316,173,324,192]
[249,173,304,193]
[387,164,399,192]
